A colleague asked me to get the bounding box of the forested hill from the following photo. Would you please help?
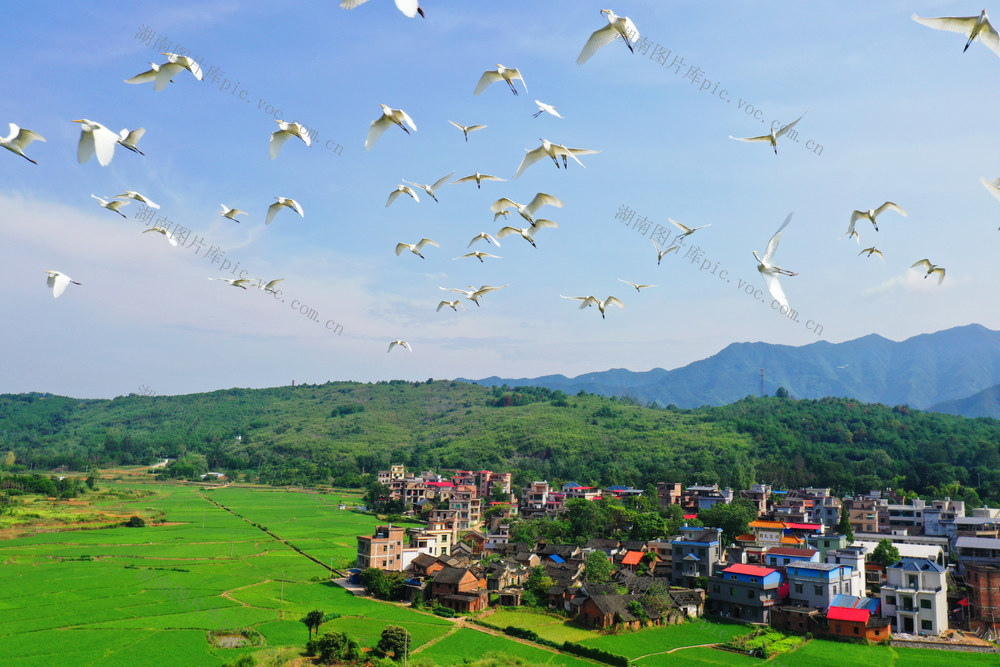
[1,381,998,504]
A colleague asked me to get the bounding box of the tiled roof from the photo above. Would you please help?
[749,520,787,529]
[735,533,756,542]
[767,547,818,557]
[621,551,644,566]
[780,536,805,545]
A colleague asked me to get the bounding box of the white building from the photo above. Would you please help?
[879,557,947,636]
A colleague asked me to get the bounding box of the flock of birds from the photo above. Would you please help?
[8,6,1000,351]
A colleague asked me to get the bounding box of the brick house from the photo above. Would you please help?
[430,565,488,613]
[357,525,405,571]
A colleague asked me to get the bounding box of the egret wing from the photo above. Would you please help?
[604,296,626,310]
[394,0,420,18]
[431,171,455,191]
[49,273,70,299]
[514,146,547,179]
[490,197,519,213]
[761,271,788,309]
[91,125,118,166]
[874,201,906,218]
[269,130,292,160]
[154,62,184,91]
[911,14,980,34]
[730,134,771,143]
[775,112,806,138]
[577,24,619,65]
[474,71,501,95]
[365,115,394,151]
[124,66,158,84]
[265,201,283,224]
[77,129,96,164]
[981,177,1000,202]
[525,192,563,215]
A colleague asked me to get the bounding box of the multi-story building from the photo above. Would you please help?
[879,557,947,635]
[785,560,860,608]
[964,562,1000,637]
[807,534,849,562]
[563,485,602,501]
[882,499,926,535]
[739,483,772,517]
[708,564,784,623]
[376,464,406,486]
[846,496,883,535]
[449,485,481,531]
[671,526,723,587]
[657,482,682,508]
[922,497,965,537]
[476,470,512,500]
[682,484,733,511]
[521,481,550,515]
[357,525,405,571]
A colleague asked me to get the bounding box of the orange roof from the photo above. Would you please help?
[780,536,804,545]
[621,550,644,566]
[735,533,756,542]
[749,520,787,529]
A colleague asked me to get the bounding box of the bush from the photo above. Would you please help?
[561,642,630,667]
[125,516,146,527]
[432,604,456,618]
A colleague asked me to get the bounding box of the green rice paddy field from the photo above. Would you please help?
[2,480,998,666]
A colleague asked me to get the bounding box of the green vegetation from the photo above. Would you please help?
[871,538,901,568]
[722,627,803,658]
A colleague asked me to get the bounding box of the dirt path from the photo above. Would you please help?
[632,642,721,661]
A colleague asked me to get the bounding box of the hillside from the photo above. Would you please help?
[931,383,1000,419]
[461,324,1000,410]
[2,382,999,504]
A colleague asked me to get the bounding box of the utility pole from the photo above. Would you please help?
[231,527,235,558]
[760,368,765,397]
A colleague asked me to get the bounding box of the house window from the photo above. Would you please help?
[794,584,803,594]
[729,588,734,596]
[886,595,896,605]
[908,575,918,588]
[835,624,841,633]
[814,585,822,596]
[853,627,859,635]
[713,584,720,593]
[751,577,758,583]
[921,620,932,631]
[920,599,931,610]
[747,589,754,599]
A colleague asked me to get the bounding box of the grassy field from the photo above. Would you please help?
[578,618,753,659]
[415,627,594,666]
[480,609,595,643]
[778,638,1000,666]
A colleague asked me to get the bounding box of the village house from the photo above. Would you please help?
[356,525,405,571]
[879,557,947,635]
[672,526,724,587]
[577,593,663,630]
[656,482,683,508]
[430,565,488,614]
[708,563,784,624]
[785,559,862,609]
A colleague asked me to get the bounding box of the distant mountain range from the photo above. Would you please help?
[459,324,1000,417]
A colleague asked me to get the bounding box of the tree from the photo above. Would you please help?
[3,451,15,467]
[629,511,666,541]
[870,539,901,568]
[522,565,554,606]
[303,609,325,640]
[360,568,406,601]
[584,551,613,584]
[775,387,790,399]
[305,631,360,664]
[125,515,145,527]
[698,498,758,544]
[837,504,854,544]
[84,475,97,490]
[376,625,411,660]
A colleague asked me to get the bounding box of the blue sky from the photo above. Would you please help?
[3,1,1000,398]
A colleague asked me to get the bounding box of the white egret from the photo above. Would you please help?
[577,9,640,64]
[651,239,679,265]
[365,104,416,150]
[560,294,626,319]
[858,247,884,262]
[117,127,146,155]
[403,171,454,202]
[155,52,203,91]
[142,226,178,246]
[730,112,806,155]
[440,284,507,307]
[842,228,861,245]
[113,190,159,209]
[265,196,304,224]
[270,120,312,159]
[669,218,711,239]
[91,194,129,218]
[73,119,119,166]
[454,251,501,263]
[618,279,655,292]
[490,192,563,225]
[125,62,170,87]
[256,278,284,294]
[533,100,563,118]
[981,177,1000,205]
[467,232,501,248]
[497,221,557,248]
[386,185,420,207]
[474,64,527,96]
[395,238,439,259]
[452,172,506,189]
[44,270,81,299]
[493,210,511,222]
[448,120,486,142]
[436,300,464,312]
[387,340,414,353]
[753,212,797,309]
[341,0,424,18]
[911,259,946,284]
[913,10,1000,57]
[1,123,45,164]
[849,202,906,232]
[515,138,599,178]
[220,204,248,222]
[211,277,251,289]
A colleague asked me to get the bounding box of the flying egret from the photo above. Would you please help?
[753,212,797,309]
[269,120,312,159]
[669,218,711,239]
[117,127,146,155]
[577,9,640,64]
[124,62,171,87]
[911,259,946,284]
[155,52,203,91]
[474,64,527,96]
[858,247,884,262]
[265,196,304,224]
[493,210,511,222]
[440,284,507,307]
[651,239,678,265]
[448,120,486,142]
[560,294,626,319]
[454,251,501,263]
[437,300,464,312]
[403,171,454,202]
[386,185,420,207]
[256,278,284,294]
[340,0,424,18]
[387,340,414,353]
[395,238,439,259]
[467,232,501,248]
[849,202,906,232]
[515,138,599,178]
[618,279,655,292]
[490,192,563,225]
[497,221,557,248]
[912,10,1000,57]
[113,190,159,209]
[981,177,1000,205]
[142,226,178,246]
[220,204,248,222]
[533,100,563,118]
[1,123,45,164]
[365,104,416,150]
[452,172,506,189]
[91,194,130,218]
[730,112,806,155]
[842,228,861,245]
[44,270,81,299]
[211,277,250,289]
[73,119,119,166]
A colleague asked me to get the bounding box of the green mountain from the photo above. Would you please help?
[461,324,1000,410]
[931,383,1000,419]
[1,381,999,504]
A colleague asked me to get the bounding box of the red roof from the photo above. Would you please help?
[621,551,644,566]
[785,522,823,531]
[425,481,454,488]
[684,514,698,520]
[827,606,870,623]
[723,564,776,577]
